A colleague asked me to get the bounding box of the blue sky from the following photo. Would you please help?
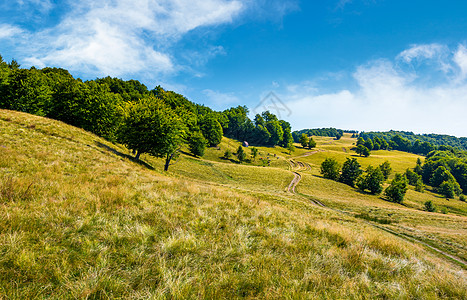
[1,0,467,136]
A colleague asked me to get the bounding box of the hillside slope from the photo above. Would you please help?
[1,109,466,299]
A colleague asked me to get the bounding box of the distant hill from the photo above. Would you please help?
[359,130,467,151]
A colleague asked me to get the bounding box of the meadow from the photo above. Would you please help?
[1,109,466,298]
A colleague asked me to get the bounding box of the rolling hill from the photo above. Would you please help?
[1,109,466,299]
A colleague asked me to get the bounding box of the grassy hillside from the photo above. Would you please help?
[1,109,466,299]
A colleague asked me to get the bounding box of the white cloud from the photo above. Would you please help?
[5,0,245,78]
[454,45,467,80]
[0,24,24,39]
[203,89,241,110]
[281,44,467,137]
[397,43,445,63]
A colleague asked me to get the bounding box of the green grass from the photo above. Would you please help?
[1,110,466,298]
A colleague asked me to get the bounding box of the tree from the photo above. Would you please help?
[356,137,365,146]
[384,173,408,204]
[118,97,186,171]
[308,137,316,149]
[356,166,384,194]
[299,133,309,148]
[320,158,341,181]
[424,200,436,212]
[439,180,461,199]
[405,168,421,185]
[415,179,425,193]
[430,166,457,188]
[379,161,392,180]
[339,158,362,187]
[251,147,258,161]
[188,131,207,157]
[236,145,246,163]
[287,143,295,155]
[356,145,370,157]
[414,158,423,175]
[364,139,374,151]
[200,115,223,147]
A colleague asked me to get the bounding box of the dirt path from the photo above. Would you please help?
[293,149,324,159]
[286,172,302,193]
[283,151,467,268]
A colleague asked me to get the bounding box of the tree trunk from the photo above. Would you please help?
[164,153,173,171]
[135,150,141,160]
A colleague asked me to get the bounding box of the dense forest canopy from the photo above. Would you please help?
[0,55,294,169]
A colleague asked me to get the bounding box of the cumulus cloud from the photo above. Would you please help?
[281,44,467,137]
[3,0,245,78]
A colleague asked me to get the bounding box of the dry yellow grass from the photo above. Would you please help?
[1,110,466,298]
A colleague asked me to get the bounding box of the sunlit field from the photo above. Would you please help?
[1,110,466,298]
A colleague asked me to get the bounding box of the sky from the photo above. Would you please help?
[1,0,467,136]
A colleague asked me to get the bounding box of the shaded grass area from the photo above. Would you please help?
[1,110,466,298]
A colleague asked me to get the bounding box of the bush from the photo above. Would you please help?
[223,149,232,159]
[424,200,436,212]
[320,158,340,181]
[460,194,466,202]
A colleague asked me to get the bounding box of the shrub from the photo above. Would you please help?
[223,149,232,159]
[424,200,436,212]
[460,194,466,202]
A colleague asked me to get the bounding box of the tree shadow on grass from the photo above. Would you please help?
[95,141,155,170]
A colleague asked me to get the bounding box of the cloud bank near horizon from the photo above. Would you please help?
[280,43,467,137]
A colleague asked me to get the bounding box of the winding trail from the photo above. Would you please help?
[284,149,467,268]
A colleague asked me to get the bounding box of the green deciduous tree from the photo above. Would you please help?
[299,133,309,148]
[424,200,436,212]
[339,158,362,187]
[188,131,207,157]
[251,147,258,161]
[118,97,186,171]
[308,137,316,149]
[379,161,392,180]
[356,166,384,194]
[439,180,462,199]
[356,145,370,157]
[384,173,408,204]
[200,115,223,147]
[236,145,246,163]
[320,158,341,181]
[405,168,421,186]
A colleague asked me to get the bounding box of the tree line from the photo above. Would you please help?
[292,128,353,142]
[0,56,293,170]
[359,130,467,152]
